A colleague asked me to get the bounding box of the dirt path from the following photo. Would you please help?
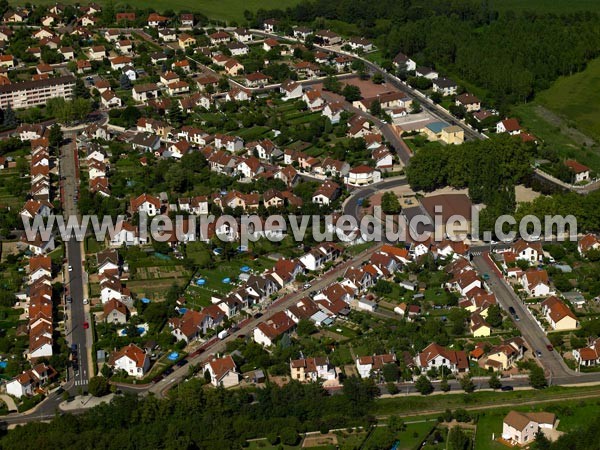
[534,104,597,147]
[376,388,600,419]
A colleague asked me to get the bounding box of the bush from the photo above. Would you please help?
[280,427,299,446]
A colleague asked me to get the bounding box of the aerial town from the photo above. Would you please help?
[0,1,599,449]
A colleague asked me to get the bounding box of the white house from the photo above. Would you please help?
[109,344,150,378]
[203,355,240,388]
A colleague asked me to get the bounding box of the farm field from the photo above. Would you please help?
[14,0,303,22]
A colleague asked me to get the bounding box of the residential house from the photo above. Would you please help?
[455,93,480,112]
[416,343,469,373]
[502,411,556,446]
[109,344,150,378]
[253,311,296,347]
[104,299,129,324]
[203,355,240,388]
[355,353,396,378]
[290,357,337,382]
[521,269,553,298]
[541,296,578,330]
[496,118,521,135]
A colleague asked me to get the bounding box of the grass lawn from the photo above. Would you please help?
[509,57,600,172]
[534,57,600,142]
[12,0,304,22]
[373,386,600,417]
[185,256,275,307]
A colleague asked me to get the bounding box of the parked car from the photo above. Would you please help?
[546,344,554,352]
[508,306,516,315]
[501,385,514,391]
[83,321,89,329]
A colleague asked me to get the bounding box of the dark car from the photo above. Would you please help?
[152,374,165,383]
[501,385,514,391]
[163,367,174,376]
[546,344,554,351]
[176,359,188,367]
[508,306,516,315]
[253,312,263,319]
[71,344,77,353]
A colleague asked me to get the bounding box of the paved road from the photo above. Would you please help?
[60,132,91,392]
[473,253,575,379]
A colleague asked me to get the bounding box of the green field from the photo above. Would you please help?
[535,57,600,142]
[511,57,600,171]
[12,0,303,22]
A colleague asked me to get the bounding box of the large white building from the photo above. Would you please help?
[0,75,75,108]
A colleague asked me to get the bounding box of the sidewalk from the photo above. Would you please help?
[59,394,114,412]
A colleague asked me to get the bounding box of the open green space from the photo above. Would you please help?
[373,386,600,417]
[534,57,600,142]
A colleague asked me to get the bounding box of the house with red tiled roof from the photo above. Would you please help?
[510,239,543,263]
[521,269,553,298]
[355,353,396,378]
[541,296,578,330]
[496,118,521,135]
[130,193,161,216]
[573,338,600,367]
[104,299,129,324]
[578,234,600,256]
[202,355,240,387]
[253,311,296,347]
[416,343,469,373]
[109,343,150,378]
[291,357,337,382]
[564,160,591,183]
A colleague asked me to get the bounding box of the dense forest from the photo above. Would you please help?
[0,379,379,450]
[250,0,600,108]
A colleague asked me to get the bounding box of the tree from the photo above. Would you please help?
[342,84,362,102]
[88,376,110,397]
[430,91,443,104]
[120,73,132,90]
[381,192,401,214]
[410,100,422,114]
[486,305,503,328]
[48,124,63,150]
[382,363,399,382]
[415,375,434,395]
[488,372,502,390]
[323,75,341,93]
[280,428,299,446]
[296,319,317,336]
[440,377,451,392]
[74,78,90,99]
[372,72,384,84]
[388,415,405,433]
[2,103,16,128]
[447,426,471,450]
[531,430,552,450]
[120,105,141,128]
[369,99,382,117]
[529,365,547,389]
[168,102,183,126]
[460,375,475,393]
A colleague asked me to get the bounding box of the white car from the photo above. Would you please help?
[68,265,73,272]
[83,298,89,305]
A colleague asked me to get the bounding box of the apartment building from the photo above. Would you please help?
[0,75,75,108]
